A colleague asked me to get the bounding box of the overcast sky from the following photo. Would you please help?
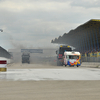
[0,0,100,50]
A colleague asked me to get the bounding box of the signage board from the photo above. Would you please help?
[21,49,43,53]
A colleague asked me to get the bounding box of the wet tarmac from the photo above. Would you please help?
[0,68,100,81]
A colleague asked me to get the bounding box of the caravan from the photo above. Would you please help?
[63,51,81,67]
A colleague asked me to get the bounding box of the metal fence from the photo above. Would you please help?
[82,57,100,62]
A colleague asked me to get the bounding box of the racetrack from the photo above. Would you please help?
[0,63,100,100]
[1,63,100,81]
[0,80,100,100]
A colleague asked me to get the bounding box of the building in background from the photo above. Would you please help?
[51,19,100,61]
[0,46,11,63]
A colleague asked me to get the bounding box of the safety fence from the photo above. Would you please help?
[81,52,100,62]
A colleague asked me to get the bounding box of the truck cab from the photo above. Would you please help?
[22,52,30,64]
[56,45,72,66]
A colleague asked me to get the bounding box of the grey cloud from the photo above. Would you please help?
[0,0,69,2]
[70,0,100,8]
[0,0,100,49]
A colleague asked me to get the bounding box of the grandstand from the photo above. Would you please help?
[51,19,100,59]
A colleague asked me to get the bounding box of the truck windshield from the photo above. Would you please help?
[59,47,72,54]
[69,55,79,59]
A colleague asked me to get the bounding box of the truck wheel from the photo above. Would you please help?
[77,65,79,67]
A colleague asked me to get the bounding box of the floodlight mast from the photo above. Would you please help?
[0,29,3,32]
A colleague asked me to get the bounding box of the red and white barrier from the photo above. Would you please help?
[0,57,11,64]
[0,60,7,72]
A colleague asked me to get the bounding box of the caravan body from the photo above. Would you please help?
[64,51,81,67]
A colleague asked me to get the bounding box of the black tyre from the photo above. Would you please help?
[77,65,79,67]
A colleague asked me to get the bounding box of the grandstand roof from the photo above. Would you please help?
[0,46,11,58]
[51,19,100,53]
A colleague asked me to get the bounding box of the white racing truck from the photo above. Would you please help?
[63,51,81,67]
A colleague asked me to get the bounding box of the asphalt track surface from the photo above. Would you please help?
[0,66,100,81]
[0,63,100,100]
